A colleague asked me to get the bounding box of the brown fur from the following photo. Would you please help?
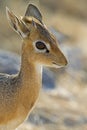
[0,4,68,130]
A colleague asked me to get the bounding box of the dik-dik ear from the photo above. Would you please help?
[6,7,30,38]
[25,4,42,24]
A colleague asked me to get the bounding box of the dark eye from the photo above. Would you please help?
[36,41,46,50]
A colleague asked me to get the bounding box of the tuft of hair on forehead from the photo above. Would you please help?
[22,17,32,24]
[22,15,56,44]
[22,16,41,28]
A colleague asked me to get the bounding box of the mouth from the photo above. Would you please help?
[52,62,65,68]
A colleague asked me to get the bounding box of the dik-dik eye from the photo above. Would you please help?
[34,41,50,53]
[36,41,46,50]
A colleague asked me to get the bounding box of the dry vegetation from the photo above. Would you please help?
[0,0,87,130]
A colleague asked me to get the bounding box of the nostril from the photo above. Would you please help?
[52,62,56,65]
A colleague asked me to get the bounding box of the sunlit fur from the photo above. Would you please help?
[0,4,68,130]
[21,16,68,67]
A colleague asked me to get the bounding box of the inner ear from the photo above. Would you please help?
[25,4,42,23]
[6,7,30,38]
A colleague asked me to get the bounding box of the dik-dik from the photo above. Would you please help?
[0,4,68,130]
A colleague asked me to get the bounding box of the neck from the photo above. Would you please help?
[19,56,42,88]
[19,61,42,86]
[17,54,42,107]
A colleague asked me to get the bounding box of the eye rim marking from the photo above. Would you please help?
[33,40,50,53]
[36,41,46,50]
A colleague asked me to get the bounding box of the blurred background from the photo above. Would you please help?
[0,0,87,130]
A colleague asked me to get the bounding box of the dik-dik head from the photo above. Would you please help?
[6,4,68,68]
